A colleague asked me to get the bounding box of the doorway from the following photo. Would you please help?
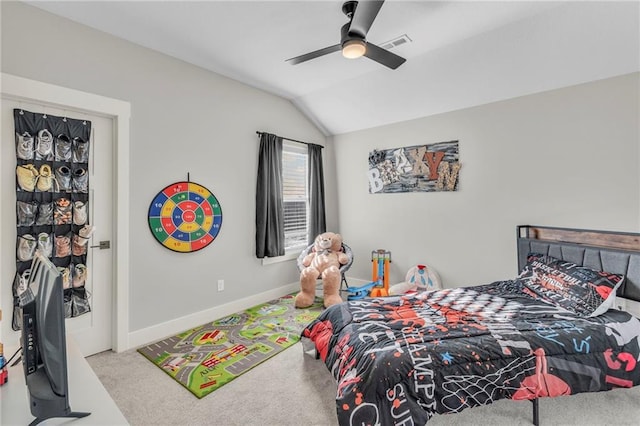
[1,73,130,354]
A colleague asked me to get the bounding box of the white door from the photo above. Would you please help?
[1,98,114,356]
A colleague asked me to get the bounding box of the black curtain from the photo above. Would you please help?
[308,143,326,244]
[255,132,285,258]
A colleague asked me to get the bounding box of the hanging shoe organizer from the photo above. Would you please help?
[12,109,93,330]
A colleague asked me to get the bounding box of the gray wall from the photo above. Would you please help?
[1,2,336,332]
[333,73,640,287]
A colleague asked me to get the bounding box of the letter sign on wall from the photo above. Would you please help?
[368,140,461,194]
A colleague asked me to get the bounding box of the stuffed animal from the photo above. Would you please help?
[389,264,442,295]
[295,232,349,308]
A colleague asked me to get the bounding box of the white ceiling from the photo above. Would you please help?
[27,1,640,136]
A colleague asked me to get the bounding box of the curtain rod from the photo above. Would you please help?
[256,131,323,148]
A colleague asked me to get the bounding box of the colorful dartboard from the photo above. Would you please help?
[148,181,222,253]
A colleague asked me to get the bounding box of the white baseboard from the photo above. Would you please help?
[342,276,372,287]
[127,282,300,350]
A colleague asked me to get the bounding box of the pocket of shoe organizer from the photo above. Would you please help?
[72,263,88,288]
[72,234,89,256]
[35,202,54,226]
[55,166,72,192]
[16,200,38,226]
[72,167,88,193]
[37,232,53,258]
[12,304,23,331]
[16,164,39,192]
[73,200,88,225]
[63,288,73,318]
[71,287,91,317]
[72,137,90,163]
[55,134,72,161]
[17,234,37,262]
[16,131,34,160]
[13,269,31,298]
[54,198,72,225]
[54,233,72,258]
[35,129,54,160]
[36,164,54,192]
[57,266,71,289]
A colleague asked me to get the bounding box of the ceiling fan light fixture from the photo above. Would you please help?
[342,39,366,59]
[286,0,405,69]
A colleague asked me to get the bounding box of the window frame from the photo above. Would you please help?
[281,140,310,257]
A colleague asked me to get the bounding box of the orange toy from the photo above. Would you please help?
[369,249,391,297]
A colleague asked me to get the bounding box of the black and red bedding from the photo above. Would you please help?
[302,279,640,425]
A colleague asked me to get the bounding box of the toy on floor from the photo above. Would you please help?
[389,264,442,295]
[369,249,391,297]
[295,232,349,309]
[347,249,391,300]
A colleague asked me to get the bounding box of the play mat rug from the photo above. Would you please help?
[137,294,323,398]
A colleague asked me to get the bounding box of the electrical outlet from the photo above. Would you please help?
[217,279,224,292]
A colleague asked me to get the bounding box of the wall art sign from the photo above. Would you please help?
[148,181,222,252]
[367,140,461,194]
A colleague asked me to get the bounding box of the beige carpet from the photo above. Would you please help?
[87,341,640,426]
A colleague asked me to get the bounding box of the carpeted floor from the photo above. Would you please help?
[88,341,640,426]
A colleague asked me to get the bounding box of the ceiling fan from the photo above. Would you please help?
[286,0,406,70]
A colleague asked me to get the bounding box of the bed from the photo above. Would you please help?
[301,225,640,425]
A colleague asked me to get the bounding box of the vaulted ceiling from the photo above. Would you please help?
[27,1,640,135]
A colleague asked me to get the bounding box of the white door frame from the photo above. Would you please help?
[1,72,131,352]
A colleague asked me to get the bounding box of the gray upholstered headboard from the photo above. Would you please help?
[517,225,640,302]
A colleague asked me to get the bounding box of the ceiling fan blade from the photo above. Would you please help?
[286,44,342,65]
[349,0,385,38]
[364,42,406,69]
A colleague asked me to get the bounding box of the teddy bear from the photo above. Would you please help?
[295,232,349,309]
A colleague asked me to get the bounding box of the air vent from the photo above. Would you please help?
[380,34,412,51]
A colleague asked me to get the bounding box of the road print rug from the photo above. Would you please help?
[137,294,324,398]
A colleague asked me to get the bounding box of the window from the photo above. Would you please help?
[256,132,324,261]
[282,141,309,253]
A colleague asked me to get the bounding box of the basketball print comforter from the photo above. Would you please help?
[302,280,640,425]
